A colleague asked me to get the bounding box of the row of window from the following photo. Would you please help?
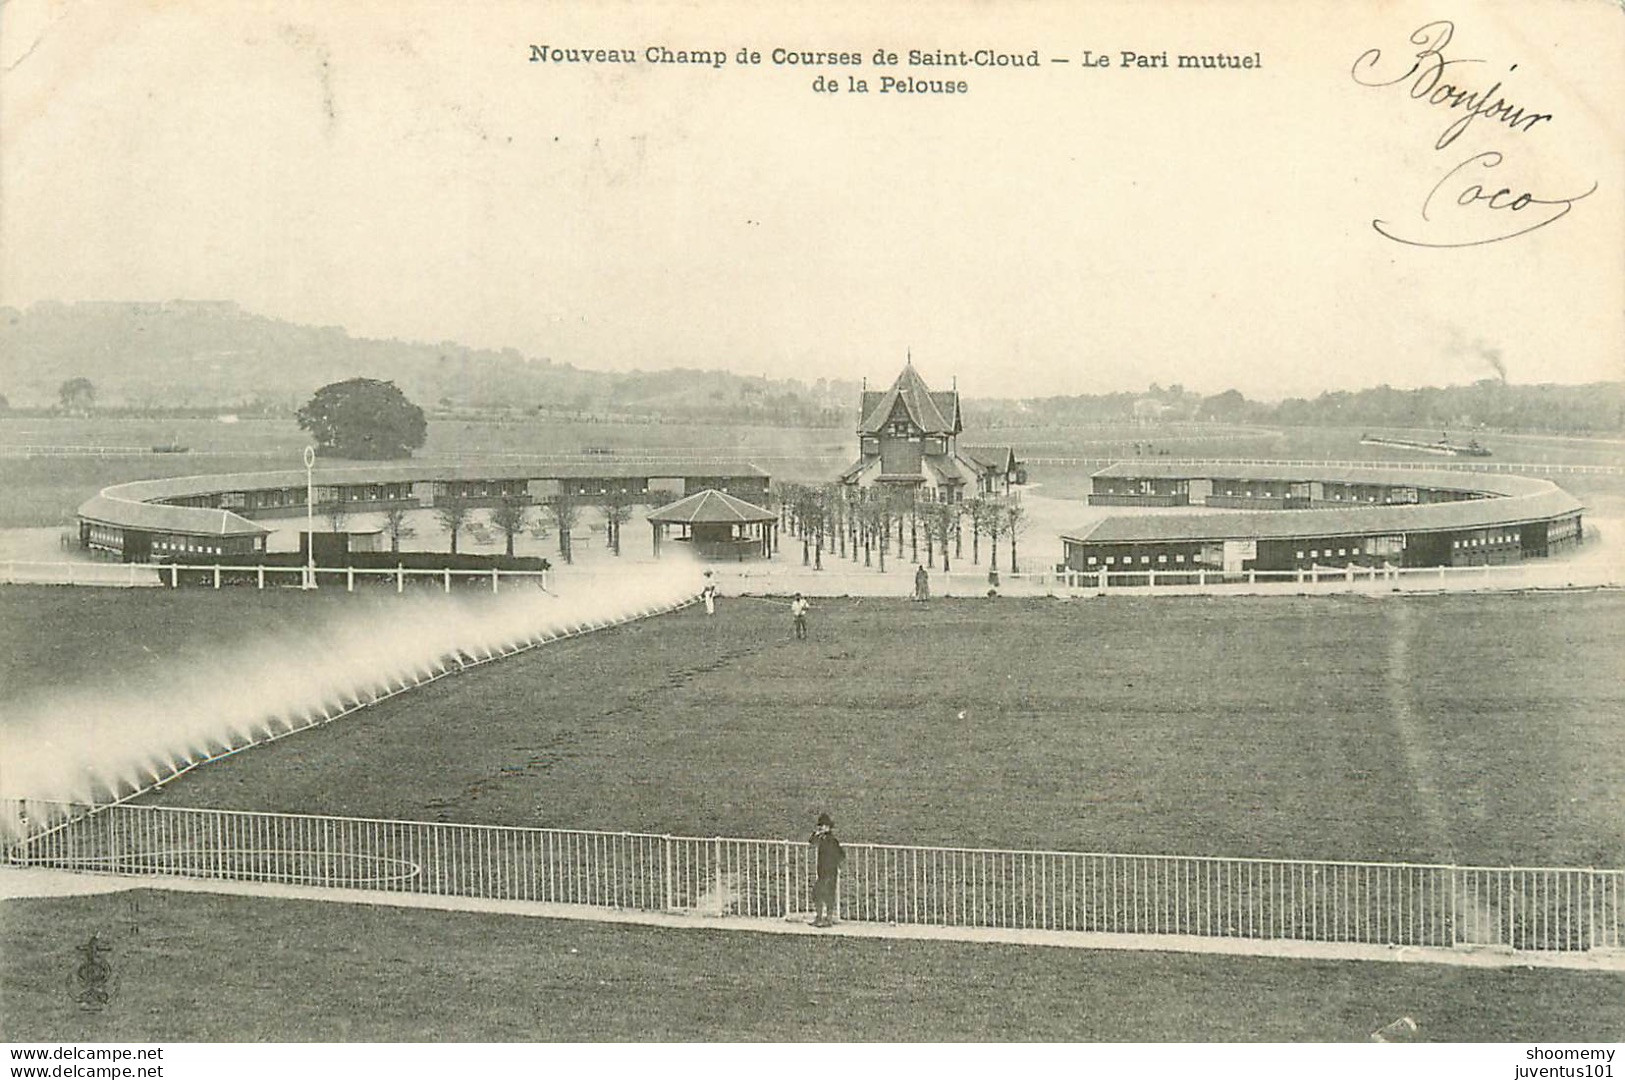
[1453,532,1519,549]
[1085,554,1193,566]
[441,481,530,498]
[1106,482,1466,505]
[86,524,123,548]
[566,482,658,496]
[154,539,226,556]
[1080,538,1414,567]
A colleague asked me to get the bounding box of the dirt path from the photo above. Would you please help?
[5,867,1619,973]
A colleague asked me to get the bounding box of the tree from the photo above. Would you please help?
[793,485,818,566]
[382,505,415,554]
[434,494,473,555]
[597,492,634,556]
[931,502,956,572]
[322,498,350,535]
[487,495,533,557]
[1004,501,1029,573]
[296,378,427,460]
[984,499,1003,572]
[966,497,989,565]
[857,492,881,569]
[58,377,95,414]
[549,492,580,564]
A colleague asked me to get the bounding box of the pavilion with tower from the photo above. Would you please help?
[839,360,1020,502]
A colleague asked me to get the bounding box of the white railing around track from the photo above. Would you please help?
[4,558,1618,595]
[1019,456,1625,476]
[718,559,1622,597]
[0,561,552,592]
[3,801,1619,953]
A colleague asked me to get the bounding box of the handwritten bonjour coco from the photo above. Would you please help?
[1350,20,1597,248]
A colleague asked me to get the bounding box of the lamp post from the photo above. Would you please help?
[304,446,317,589]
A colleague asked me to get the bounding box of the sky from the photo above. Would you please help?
[2,0,1621,400]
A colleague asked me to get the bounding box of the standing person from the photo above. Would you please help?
[914,564,930,602]
[791,593,809,640]
[702,576,717,616]
[809,812,845,927]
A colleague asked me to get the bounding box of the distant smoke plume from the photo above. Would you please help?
[1446,332,1509,384]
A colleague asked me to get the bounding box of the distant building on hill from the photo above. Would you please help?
[839,361,1019,502]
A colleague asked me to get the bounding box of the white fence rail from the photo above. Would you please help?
[6,558,1618,597]
[719,560,1622,598]
[0,561,552,593]
[1001,560,1623,593]
[5,801,1619,952]
[1020,456,1625,476]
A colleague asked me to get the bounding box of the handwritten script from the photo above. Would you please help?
[1351,20,1595,248]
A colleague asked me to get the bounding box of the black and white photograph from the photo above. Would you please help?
[1,0,1621,1071]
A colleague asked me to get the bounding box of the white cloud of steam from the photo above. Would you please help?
[0,560,705,817]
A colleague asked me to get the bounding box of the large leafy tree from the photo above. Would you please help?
[58,377,96,413]
[297,378,427,460]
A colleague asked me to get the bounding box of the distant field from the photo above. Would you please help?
[34,589,1604,869]
[4,888,1621,1042]
[2,416,1619,528]
[0,417,850,527]
[0,415,851,461]
[0,452,298,529]
[1264,426,1625,468]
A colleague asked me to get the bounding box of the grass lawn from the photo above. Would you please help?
[67,589,1621,869]
[3,889,1621,1042]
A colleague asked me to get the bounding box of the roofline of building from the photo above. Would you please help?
[1062,466,1583,545]
[77,459,772,536]
[1087,460,1551,496]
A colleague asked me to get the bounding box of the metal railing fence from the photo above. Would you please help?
[717,560,1622,597]
[5,801,1619,952]
[0,561,552,592]
[1019,457,1625,476]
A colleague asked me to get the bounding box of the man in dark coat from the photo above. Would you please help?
[809,812,845,927]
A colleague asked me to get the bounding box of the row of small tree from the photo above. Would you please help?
[772,482,1029,574]
[314,490,646,564]
[310,482,1029,571]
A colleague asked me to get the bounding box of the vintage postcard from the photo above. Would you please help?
[1,0,1621,1068]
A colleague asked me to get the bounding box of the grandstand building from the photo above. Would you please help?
[1063,463,1584,575]
[77,460,770,562]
